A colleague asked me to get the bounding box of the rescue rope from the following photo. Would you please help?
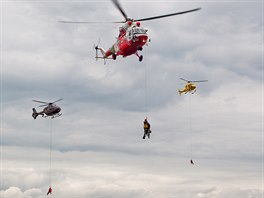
[49,118,53,186]
[188,94,194,164]
[144,45,149,116]
[144,53,147,114]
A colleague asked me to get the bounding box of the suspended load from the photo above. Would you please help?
[47,187,52,195]
[143,117,151,139]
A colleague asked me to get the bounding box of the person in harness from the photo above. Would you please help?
[143,117,151,139]
[47,187,52,195]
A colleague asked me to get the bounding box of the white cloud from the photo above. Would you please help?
[0,187,43,198]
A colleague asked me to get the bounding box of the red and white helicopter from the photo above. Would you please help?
[59,0,201,63]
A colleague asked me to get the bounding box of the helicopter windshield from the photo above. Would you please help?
[132,27,147,35]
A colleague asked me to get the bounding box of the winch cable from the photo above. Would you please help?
[188,94,194,165]
[49,118,53,190]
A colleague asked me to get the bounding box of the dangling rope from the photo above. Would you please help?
[142,45,152,140]
[47,118,53,195]
[49,118,52,185]
[144,50,148,115]
[188,94,194,164]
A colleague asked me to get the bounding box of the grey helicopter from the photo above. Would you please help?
[32,99,63,119]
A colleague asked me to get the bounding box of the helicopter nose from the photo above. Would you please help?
[137,35,148,46]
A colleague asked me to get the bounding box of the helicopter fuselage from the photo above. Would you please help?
[117,25,148,57]
[43,105,61,116]
[32,98,63,119]
[100,21,148,61]
[178,83,197,95]
[185,83,196,91]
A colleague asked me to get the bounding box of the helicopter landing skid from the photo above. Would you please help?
[95,56,113,65]
[51,113,62,119]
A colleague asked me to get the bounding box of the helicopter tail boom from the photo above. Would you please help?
[95,45,115,64]
[95,46,107,58]
[32,108,44,119]
[178,89,184,96]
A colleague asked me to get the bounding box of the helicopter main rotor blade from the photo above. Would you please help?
[191,80,208,83]
[112,0,128,21]
[135,8,201,22]
[179,78,189,82]
[51,98,63,104]
[58,20,123,24]
[39,104,49,107]
[32,100,49,104]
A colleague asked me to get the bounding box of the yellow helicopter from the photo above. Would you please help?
[178,78,208,95]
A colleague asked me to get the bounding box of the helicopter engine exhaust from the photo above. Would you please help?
[32,108,39,119]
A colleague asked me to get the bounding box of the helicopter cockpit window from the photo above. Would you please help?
[132,28,147,34]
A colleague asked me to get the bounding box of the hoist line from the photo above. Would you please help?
[144,46,148,116]
[49,118,53,186]
[188,94,193,160]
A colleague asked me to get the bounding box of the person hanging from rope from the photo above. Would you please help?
[47,186,52,195]
[143,117,151,139]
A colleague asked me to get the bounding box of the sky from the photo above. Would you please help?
[1,0,263,198]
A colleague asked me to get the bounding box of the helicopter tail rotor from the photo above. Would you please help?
[32,108,39,119]
[178,89,183,96]
[93,38,110,64]
[32,109,44,119]
[94,45,99,61]
[94,38,101,61]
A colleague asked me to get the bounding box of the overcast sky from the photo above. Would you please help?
[1,0,263,198]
